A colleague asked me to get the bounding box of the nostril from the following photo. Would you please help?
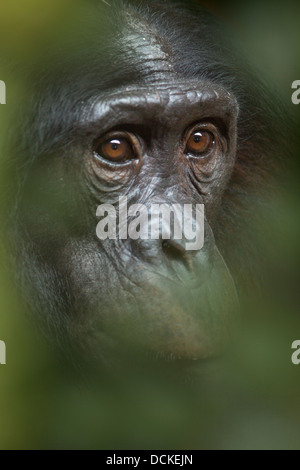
[162,239,193,271]
[162,239,185,259]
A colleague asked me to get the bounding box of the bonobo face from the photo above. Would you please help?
[14,2,240,368]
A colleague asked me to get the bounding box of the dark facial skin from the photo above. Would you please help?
[63,81,239,362]
[14,0,276,372]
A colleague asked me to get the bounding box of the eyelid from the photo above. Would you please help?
[186,121,219,137]
[95,131,132,147]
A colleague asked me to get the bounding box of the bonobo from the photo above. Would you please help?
[7,0,290,372]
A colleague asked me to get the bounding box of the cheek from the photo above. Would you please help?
[188,154,236,214]
[83,148,142,197]
[57,235,239,362]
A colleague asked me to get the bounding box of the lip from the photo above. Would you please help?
[91,272,240,362]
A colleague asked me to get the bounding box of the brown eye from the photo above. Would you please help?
[95,137,134,163]
[186,130,214,156]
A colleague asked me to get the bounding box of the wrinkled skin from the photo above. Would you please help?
[13,0,285,372]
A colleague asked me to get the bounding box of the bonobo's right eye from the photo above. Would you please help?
[93,132,138,164]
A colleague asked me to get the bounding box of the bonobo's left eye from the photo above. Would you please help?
[93,132,138,164]
[184,123,220,158]
[186,131,214,155]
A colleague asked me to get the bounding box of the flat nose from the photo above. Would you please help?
[162,238,195,271]
[125,201,205,270]
[129,234,200,272]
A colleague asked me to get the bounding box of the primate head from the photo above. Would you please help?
[7,0,290,373]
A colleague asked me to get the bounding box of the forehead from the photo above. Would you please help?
[34,4,239,139]
[84,11,236,113]
[115,13,177,84]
